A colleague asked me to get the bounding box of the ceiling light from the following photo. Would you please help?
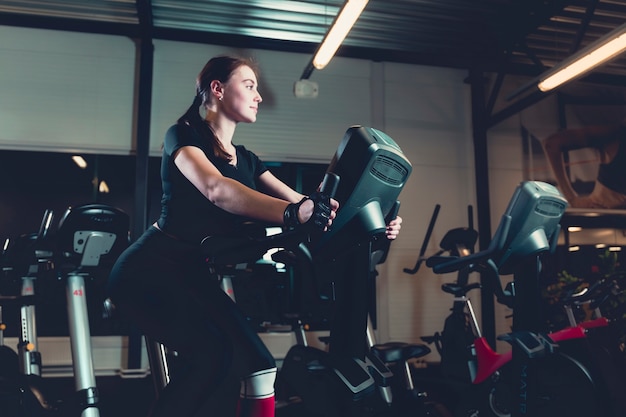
[72,155,87,169]
[99,180,110,194]
[313,0,368,70]
[507,23,626,100]
[567,226,582,232]
[568,245,580,252]
[300,0,368,79]
[537,23,626,92]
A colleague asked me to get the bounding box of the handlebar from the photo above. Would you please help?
[427,212,557,309]
[561,276,624,312]
[1,209,56,280]
[37,209,54,240]
[201,227,312,266]
[430,214,512,275]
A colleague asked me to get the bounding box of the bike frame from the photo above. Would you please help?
[470,313,609,384]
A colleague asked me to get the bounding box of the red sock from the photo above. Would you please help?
[235,395,275,417]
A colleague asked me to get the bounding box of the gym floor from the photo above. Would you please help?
[0,367,449,417]
[75,376,155,416]
[0,375,155,417]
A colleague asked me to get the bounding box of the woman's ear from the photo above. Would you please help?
[210,80,224,101]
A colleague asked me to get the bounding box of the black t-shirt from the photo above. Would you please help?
[157,123,268,243]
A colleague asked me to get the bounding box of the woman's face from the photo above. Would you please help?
[221,65,262,123]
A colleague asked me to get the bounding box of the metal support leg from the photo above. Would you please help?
[66,273,100,417]
[19,276,41,376]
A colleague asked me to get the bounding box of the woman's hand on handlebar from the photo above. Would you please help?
[298,193,339,231]
[385,216,402,240]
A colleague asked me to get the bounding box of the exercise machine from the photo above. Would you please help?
[148,125,451,416]
[403,204,492,416]
[0,210,59,416]
[204,125,417,416]
[428,181,626,417]
[0,204,130,417]
[407,204,479,380]
[54,203,130,417]
[367,208,450,416]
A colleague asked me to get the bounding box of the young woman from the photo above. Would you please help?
[106,55,402,417]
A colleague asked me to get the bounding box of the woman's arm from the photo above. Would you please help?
[257,170,306,203]
[174,146,291,224]
[173,146,337,227]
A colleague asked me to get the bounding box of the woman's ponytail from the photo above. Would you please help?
[177,93,204,126]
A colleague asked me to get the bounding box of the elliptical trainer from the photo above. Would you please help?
[150,125,418,417]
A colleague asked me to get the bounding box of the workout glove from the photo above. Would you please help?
[283,192,332,231]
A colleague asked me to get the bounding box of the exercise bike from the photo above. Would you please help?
[402,204,493,416]
[428,180,624,417]
[0,210,59,416]
[205,126,419,416]
[0,204,130,417]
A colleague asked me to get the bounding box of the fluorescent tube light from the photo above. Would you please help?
[312,0,368,70]
[537,23,626,92]
[72,155,87,169]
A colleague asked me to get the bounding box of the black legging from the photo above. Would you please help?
[106,226,275,417]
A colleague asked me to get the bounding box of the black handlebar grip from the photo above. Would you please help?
[37,209,54,240]
[320,172,340,198]
[386,201,400,223]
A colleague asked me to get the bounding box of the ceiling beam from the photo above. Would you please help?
[569,0,599,55]
[0,12,140,37]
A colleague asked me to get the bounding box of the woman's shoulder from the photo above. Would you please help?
[164,123,205,155]
[165,122,197,138]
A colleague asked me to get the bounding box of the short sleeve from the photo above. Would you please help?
[250,149,268,178]
[163,124,202,157]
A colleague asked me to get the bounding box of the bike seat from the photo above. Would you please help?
[371,341,431,363]
[439,227,478,256]
[441,282,481,297]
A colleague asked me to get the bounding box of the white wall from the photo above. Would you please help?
[0,26,135,154]
[373,63,477,355]
[1,24,540,362]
